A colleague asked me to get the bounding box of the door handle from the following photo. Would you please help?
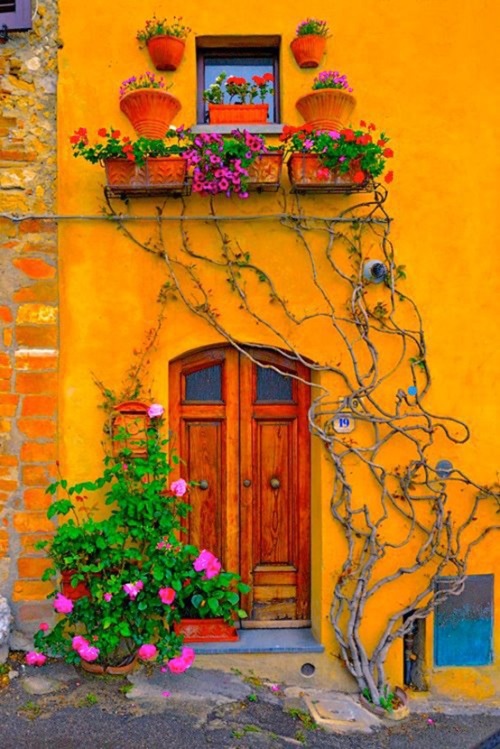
[270,477,280,489]
[199,479,209,490]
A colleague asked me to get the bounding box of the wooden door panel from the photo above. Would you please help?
[255,420,294,565]
[183,420,223,559]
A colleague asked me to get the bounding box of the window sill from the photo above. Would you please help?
[192,123,285,135]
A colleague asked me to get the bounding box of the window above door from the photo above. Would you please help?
[195,35,282,133]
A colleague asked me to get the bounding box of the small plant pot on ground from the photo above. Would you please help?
[359,686,410,721]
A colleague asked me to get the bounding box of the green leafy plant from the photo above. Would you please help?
[137,16,192,44]
[295,18,329,37]
[203,71,274,105]
[31,413,248,670]
[280,121,394,184]
[69,126,189,167]
[119,71,172,98]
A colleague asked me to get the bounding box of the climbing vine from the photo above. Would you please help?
[105,185,499,706]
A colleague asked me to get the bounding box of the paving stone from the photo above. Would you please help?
[22,675,65,695]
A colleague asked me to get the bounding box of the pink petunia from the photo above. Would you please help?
[103,593,112,602]
[158,587,176,605]
[170,478,188,497]
[147,403,164,419]
[53,593,74,615]
[138,644,158,660]
[26,651,47,667]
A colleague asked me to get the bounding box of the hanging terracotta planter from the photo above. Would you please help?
[146,35,186,71]
[295,89,356,130]
[290,35,326,68]
[173,618,238,643]
[119,89,182,138]
[248,152,283,189]
[61,570,90,601]
[208,103,268,125]
[104,158,187,190]
[287,153,368,191]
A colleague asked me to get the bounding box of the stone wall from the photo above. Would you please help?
[0,0,59,634]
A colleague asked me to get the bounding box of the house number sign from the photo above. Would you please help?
[332,413,356,433]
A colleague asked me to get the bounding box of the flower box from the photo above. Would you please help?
[104,157,187,191]
[248,152,283,190]
[208,103,269,125]
[288,153,369,193]
[173,618,239,643]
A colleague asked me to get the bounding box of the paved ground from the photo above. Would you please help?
[0,653,498,748]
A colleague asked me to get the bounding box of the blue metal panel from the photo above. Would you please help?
[434,575,494,667]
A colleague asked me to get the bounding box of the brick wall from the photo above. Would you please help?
[0,1,59,633]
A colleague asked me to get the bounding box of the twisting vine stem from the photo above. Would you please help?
[105,184,499,705]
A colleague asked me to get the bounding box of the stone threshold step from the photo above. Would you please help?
[191,628,324,655]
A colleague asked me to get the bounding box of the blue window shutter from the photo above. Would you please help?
[434,575,494,667]
[0,0,32,31]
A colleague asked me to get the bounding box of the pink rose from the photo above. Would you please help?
[26,651,47,667]
[72,635,89,652]
[170,478,188,497]
[123,581,143,600]
[166,646,196,675]
[147,403,164,419]
[204,557,222,579]
[138,644,158,660]
[103,593,112,602]
[158,587,176,605]
[193,549,217,572]
[79,645,100,662]
[39,622,49,631]
[53,593,74,614]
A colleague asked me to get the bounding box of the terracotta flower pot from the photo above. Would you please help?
[146,35,186,71]
[104,157,187,189]
[119,89,182,138]
[248,152,283,187]
[80,653,138,676]
[290,35,327,68]
[295,89,356,131]
[173,618,238,642]
[208,103,268,125]
[287,153,367,189]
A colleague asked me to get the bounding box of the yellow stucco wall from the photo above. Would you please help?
[57,0,499,698]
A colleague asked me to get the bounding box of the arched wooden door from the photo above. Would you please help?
[169,346,311,625]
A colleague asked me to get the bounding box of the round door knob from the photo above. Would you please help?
[243,479,252,487]
[199,479,209,490]
[270,477,280,489]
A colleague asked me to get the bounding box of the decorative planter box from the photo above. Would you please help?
[104,158,189,198]
[248,152,283,191]
[173,618,239,643]
[287,153,369,193]
[208,103,269,125]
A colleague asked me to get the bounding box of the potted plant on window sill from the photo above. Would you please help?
[203,72,274,125]
[119,72,181,138]
[296,70,356,131]
[290,18,329,68]
[281,121,394,191]
[69,126,190,190]
[184,129,283,197]
[137,16,192,72]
